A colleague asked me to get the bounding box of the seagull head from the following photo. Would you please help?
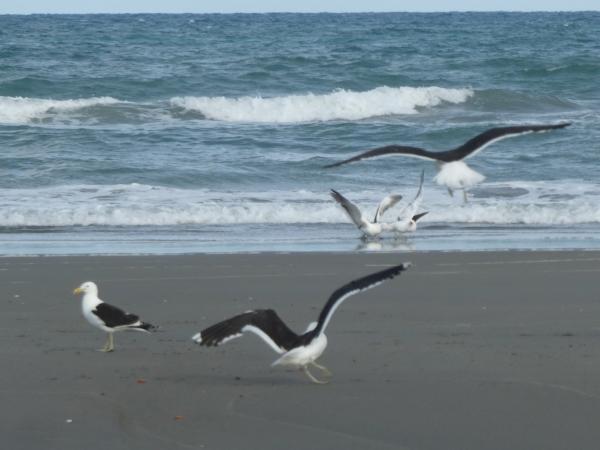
[73,281,98,296]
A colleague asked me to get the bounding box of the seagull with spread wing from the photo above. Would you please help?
[325,123,571,202]
[329,190,402,238]
[389,170,428,233]
[192,263,410,384]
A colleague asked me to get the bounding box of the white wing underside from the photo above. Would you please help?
[241,325,287,354]
[374,194,402,222]
[319,279,387,333]
[334,195,370,228]
[461,131,535,160]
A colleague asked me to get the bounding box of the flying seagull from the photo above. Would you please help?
[192,263,410,384]
[389,170,428,233]
[73,281,158,352]
[325,123,571,201]
[330,190,403,238]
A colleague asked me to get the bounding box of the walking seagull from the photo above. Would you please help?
[73,281,158,352]
[192,263,410,384]
[389,170,428,234]
[330,190,403,238]
[325,123,571,201]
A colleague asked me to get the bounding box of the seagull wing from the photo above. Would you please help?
[445,122,572,161]
[324,145,436,168]
[192,309,300,354]
[330,189,368,228]
[314,263,411,334]
[93,303,142,328]
[374,194,403,223]
[397,170,425,221]
[324,123,571,167]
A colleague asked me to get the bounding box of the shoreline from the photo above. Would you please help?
[3,250,600,449]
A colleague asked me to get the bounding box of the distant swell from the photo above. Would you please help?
[170,86,474,123]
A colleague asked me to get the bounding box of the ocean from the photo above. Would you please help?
[1,12,599,255]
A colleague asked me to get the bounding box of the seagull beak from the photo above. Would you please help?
[73,287,83,295]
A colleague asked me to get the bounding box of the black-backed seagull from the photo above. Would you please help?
[389,170,428,233]
[192,263,410,384]
[330,190,402,238]
[325,123,571,201]
[73,281,158,352]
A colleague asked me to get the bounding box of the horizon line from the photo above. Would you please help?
[1,10,599,15]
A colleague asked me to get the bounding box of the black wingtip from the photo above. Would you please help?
[547,122,572,130]
[412,212,429,222]
[330,189,346,202]
[324,161,341,169]
[387,262,412,277]
[140,322,159,332]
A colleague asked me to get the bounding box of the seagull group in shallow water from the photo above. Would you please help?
[331,170,428,238]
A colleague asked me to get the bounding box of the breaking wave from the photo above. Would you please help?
[0,96,122,124]
[170,86,474,123]
[1,181,599,227]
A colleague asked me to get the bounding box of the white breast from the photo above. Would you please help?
[81,295,112,332]
[434,161,485,190]
[271,333,328,368]
[361,222,383,237]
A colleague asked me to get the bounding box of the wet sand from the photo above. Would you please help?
[2,250,600,450]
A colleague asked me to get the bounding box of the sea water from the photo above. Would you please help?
[1,12,599,255]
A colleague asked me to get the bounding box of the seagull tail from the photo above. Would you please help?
[136,321,159,333]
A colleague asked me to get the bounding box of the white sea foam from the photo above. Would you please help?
[170,86,474,123]
[1,181,599,227]
[0,96,122,124]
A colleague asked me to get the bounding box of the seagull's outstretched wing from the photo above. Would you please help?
[330,189,367,228]
[397,170,425,221]
[324,123,571,167]
[374,194,403,223]
[325,145,434,168]
[314,262,411,334]
[192,309,299,354]
[447,123,572,161]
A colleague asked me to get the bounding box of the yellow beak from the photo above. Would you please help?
[73,287,83,295]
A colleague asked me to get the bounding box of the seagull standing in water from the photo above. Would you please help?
[330,190,403,238]
[73,281,158,352]
[325,123,571,202]
[192,263,410,384]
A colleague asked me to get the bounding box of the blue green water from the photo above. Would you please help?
[1,13,599,254]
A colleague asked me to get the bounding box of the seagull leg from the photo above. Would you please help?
[303,366,329,384]
[98,333,114,352]
[310,361,332,377]
[107,333,115,352]
[447,188,454,197]
[463,190,469,203]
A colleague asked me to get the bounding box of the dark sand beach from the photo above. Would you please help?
[2,250,600,450]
